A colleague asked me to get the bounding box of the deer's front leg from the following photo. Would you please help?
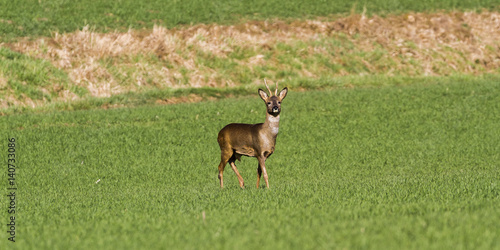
[257,156,269,188]
[256,164,262,188]
[230,161,245,188]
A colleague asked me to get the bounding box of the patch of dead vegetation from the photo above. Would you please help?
[0,72,7,89]
[3,10,500,109]
[155,93,205,105]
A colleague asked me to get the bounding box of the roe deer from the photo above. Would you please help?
[217,80,288,188]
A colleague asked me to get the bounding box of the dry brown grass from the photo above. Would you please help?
[0,72,6,89]
[4,10,500,108]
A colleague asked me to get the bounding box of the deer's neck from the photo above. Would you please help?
[263,113,280,136]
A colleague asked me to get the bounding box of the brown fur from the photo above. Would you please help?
[217,82,288,188]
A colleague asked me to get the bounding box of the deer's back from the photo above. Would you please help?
[218,123,263,157]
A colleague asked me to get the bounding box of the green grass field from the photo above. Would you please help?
[1,0,499,41]
[1,77,499,249]
[1,0,500,249]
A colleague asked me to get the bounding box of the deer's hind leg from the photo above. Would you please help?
[218,148,233,188]
[229,154,245,188]
[256,163,263,188]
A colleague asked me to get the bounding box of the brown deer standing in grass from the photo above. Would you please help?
[217,80,288,188]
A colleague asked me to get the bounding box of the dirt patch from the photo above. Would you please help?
[0,73,7,89]
[155,93,204,105]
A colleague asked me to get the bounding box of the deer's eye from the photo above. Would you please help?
[267,102,271,105]
[278,101,281,104]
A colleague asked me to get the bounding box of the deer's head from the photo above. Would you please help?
[258,80,288,117]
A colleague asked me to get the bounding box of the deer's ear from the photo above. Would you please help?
[258,89,269,100]
[278,87,288,100]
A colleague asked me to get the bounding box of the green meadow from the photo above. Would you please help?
[1,0,499,41]
[1,77,499,249]
[1,0,500,249]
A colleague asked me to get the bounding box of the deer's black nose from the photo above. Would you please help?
[272,106,279,112]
